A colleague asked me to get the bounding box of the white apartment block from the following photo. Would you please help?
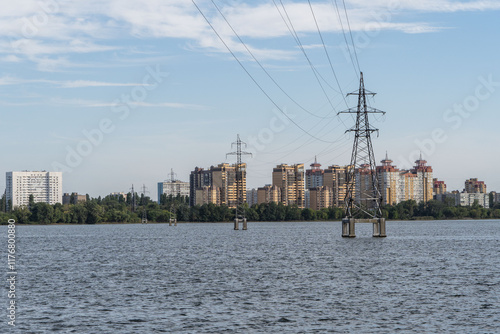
[6,171,63,208]
[454,192,489,209]
[157,180,190,203]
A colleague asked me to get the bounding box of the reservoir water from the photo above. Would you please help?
[3,220,500,333]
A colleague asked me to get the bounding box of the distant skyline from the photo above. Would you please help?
[1,0,499,200]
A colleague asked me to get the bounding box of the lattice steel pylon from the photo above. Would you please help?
[130,184,137,212]
[338,72,387,237]
[141,184,149,224]
[226,134,252,230]
[168,169,177,226]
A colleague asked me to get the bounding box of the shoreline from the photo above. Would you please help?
[4,218,500,226]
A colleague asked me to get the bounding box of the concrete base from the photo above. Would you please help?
[169,218,177,226]
[342,218,386,238]
[234,218,248,230]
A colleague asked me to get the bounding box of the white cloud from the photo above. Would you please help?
[0,55,21,62]
[348,0,500,12]
[0,0,498,66]
[60,80,152,88]
[88,101,208,110]
[48,97,207,110]
[0,76,152,88]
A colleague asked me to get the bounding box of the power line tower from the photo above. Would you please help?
[338,72,386,237]
[130,184,137,212]
[226,134,252,230]
[168,168,177,226]
[141,184,149,224]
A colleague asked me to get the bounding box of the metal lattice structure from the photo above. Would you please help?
[169,169,177,226]
[226,134,252,230]
[141,184,148,224]
[338,73,387,237]
[130,184,136,212]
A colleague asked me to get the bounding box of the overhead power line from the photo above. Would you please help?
[191,0,336,144]
[332,0,360,78]
[209,0,333,120]
[306,0,349,109]
[341,0,361,73]
[273,0,339,114]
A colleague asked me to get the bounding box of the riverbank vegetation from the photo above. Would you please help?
[1,193,499,224]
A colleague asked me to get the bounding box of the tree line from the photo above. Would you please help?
[1,193,499,224]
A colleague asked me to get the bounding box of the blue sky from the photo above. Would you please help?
[1,0,499,200]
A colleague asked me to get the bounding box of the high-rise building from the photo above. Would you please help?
[490,191,500,205]
[433,178,447,196]
[305,157,323,189]
[246,188,258,207]
[257,185,281,204]
[189,167,212,206]
[194,186,220,206]
[158,180,190,203]
[355,164,380,209]
[212,163,246,208]
[465,178,487,194]
[410,155,433,203]
[6,171,62,209]
[323,165,351,207]
[272,164,305,208]
[350,154,434,206]
[189,163,246,207]
[399,171,416,202]
[377,153,400,205]
[309,186,333,210]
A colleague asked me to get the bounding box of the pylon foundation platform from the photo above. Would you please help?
[342,218,386,238]
[234,218,247,230]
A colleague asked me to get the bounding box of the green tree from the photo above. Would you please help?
[0,194,6,213]
[69,203,88,224]
[28,194,35,210]
[85,201,103,224]
[31,202,55,224]
[14,206,31,224]
[301,208,316,221]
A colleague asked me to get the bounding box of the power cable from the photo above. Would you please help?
[273,0,338,113]
[331,0,359,78]
[341,0,361,73]
[210,0,334,119]
[192,0,336,143]
[307,0,349,109]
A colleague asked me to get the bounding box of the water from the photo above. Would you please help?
[2,220,500,333]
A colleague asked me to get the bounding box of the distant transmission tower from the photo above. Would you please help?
[338,72,386,237]
[130,184,137,212]
[141,184,149,224]
[226,134,252,230]
[168,169,177,226]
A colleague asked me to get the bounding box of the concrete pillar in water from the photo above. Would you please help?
[342,218,355,238]
[234,218,239,230]
[379,218,386,237]
[372,218,386,237]
[373,221,380,237]
[242,218,247,230]
[349,219,356,238]
[342,218,349,237]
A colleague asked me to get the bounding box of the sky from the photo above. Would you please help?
[1,0,499,200]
